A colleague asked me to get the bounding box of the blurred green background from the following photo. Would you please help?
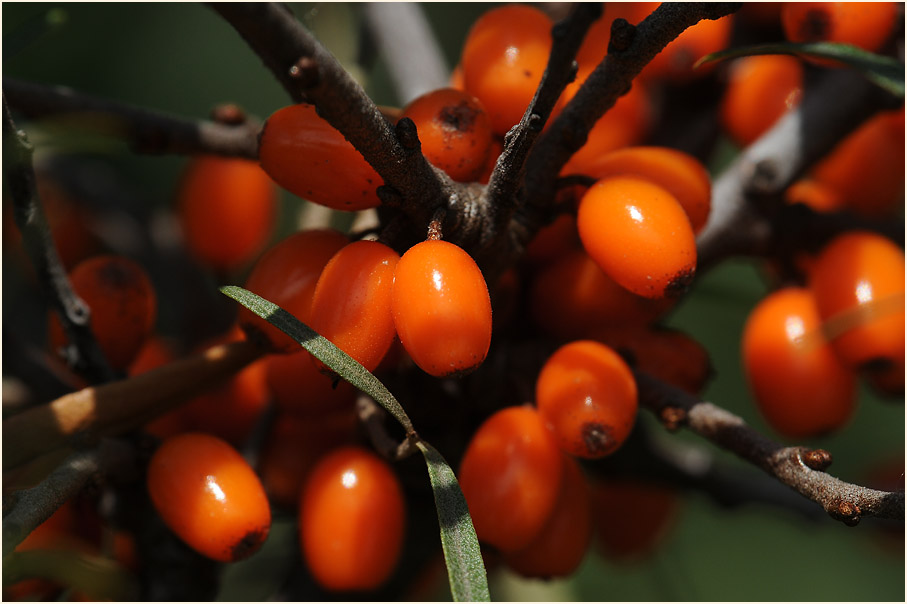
[3,3,904,601]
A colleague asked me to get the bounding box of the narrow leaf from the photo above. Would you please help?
[219,285,413,432]
[695,42,904,97]
[417,440,490,602]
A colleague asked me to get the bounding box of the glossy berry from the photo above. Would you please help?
[147,432,271,563]
[391,239,492,377]
[400,88,494,182]
[259,104,383,211]
[591,478,679,562]
[239,229,348,353]
[568,146,712,234]
[176,155,277,273]
[641,11,734,82]
[310,240,400,372]
[781,2,899,53]
[300,446,405,591]
[460,4,553,135]
[536,340,638,458]
[741,287,857,439]
[721,54,804,147]
[48,255,157,371]
[808,231,905,374]
[503,453,592,579]
[458,405,564,552]
[577,176,697,299]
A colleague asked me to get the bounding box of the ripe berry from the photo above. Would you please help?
[176,155,277,273]
[781,2,899,53]
[591,478,679,562]
[399,88,494,182]
[721,54,804,147]
[300,446,405,591]
[741,287,857,439]
[239,229,348,353]
[48,255,157,371]
[258,104,383,211]
[503,453,592,579]
[391,239,492,377]
[458,405,564,552]
[310,240,400,373]
[640,12,734,82]
[460,4,553,135]
[784,177,845,213]
[147,432,271,563]
[577,176,697,299]
[536,340,638,458]
[265,349,357,417]
[808,231,905,375]
[567,146,712,234]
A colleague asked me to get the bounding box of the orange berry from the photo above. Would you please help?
[147,432,271,563]
[400,88,494,182]
[128,336,192,439]
[458,405,564,552]
[239,229,348,353]
[784,177,846,213]
[524,213,582,266]
[809,109,905,219]
[536,340,638,458]
[640,10,734,82]
[310,240,400,373]
[299,446,405,591]
[258,104,383,211]
[176,156,277,273]
[577,176,697,299]
[568,146,712,234]
[503,453,592,578]
[741,287,857,439]
[591,478,679,561]
[721,54,804,147]
[808,231,905,373]
[781,2,899,53]
[391,239,492,377]
[48,255,157,371]
[574,3,660,71]
[265,349,357,417]
[461,4,553,135]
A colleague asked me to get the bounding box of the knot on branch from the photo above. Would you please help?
[395,117,421,151]
[376,185,403,208]
[527,113,543,132]
[288,57,320,89]
[210,103,247,126]
[802,448,833,471]
[608,18,636,53]
[830,500,862,526]
[659,406,687,432]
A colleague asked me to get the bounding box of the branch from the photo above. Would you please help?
[3,78,260,158]
[636,372,905,524]
[360,3,449,104]
[2,96,116,384]
[2,339,262,471]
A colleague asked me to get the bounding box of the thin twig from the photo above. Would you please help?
[636,371,905,524]
[356,394,418,461]
[3,78,260,158]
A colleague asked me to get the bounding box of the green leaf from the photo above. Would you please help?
[220,285,413,432]
[417,441,491,602]
[220,286,490,602]
[695,42,904,97]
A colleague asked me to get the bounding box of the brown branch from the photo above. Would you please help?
[636,372,905,524]
[3,78,260,158]
[355,393,418,461]
[2,339,262,471]
[3,96,116,384]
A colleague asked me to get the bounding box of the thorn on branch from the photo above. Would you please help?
[660,406,688,431]
[210,103,247,126]
[395,117,421,151]
[427,208,446,241]
[803,448,834,472]
[288,56,320,89]
[608,18,636,53]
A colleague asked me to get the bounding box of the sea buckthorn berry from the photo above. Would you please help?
[640,11,734,82]
[258,104,383,211]
[147,432,271,563]
[128,336,192,439]
[48,255,157,371]
[807,231,905,375]
[458,405,564,552]
[574,3,659,71]
[176,155,277,273]
[530,249,674,340]
[577,176,697,299]
[265,349,357,417]
[400,88,494,182]
[300,446,405,591]
[310,240,400,373]
[741,287,857,439]
[781,2,899,53]
[809,109,905,219]
[239,229,348,353]
[591,478,679,562]
[784,177,845,213]
[391,239,492,377]
[503,453,592,579]
[461,4,553,135]
[524,213,581,266]
[721,55,804,147]
[536,340,638,458]
[567,146,712,234]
